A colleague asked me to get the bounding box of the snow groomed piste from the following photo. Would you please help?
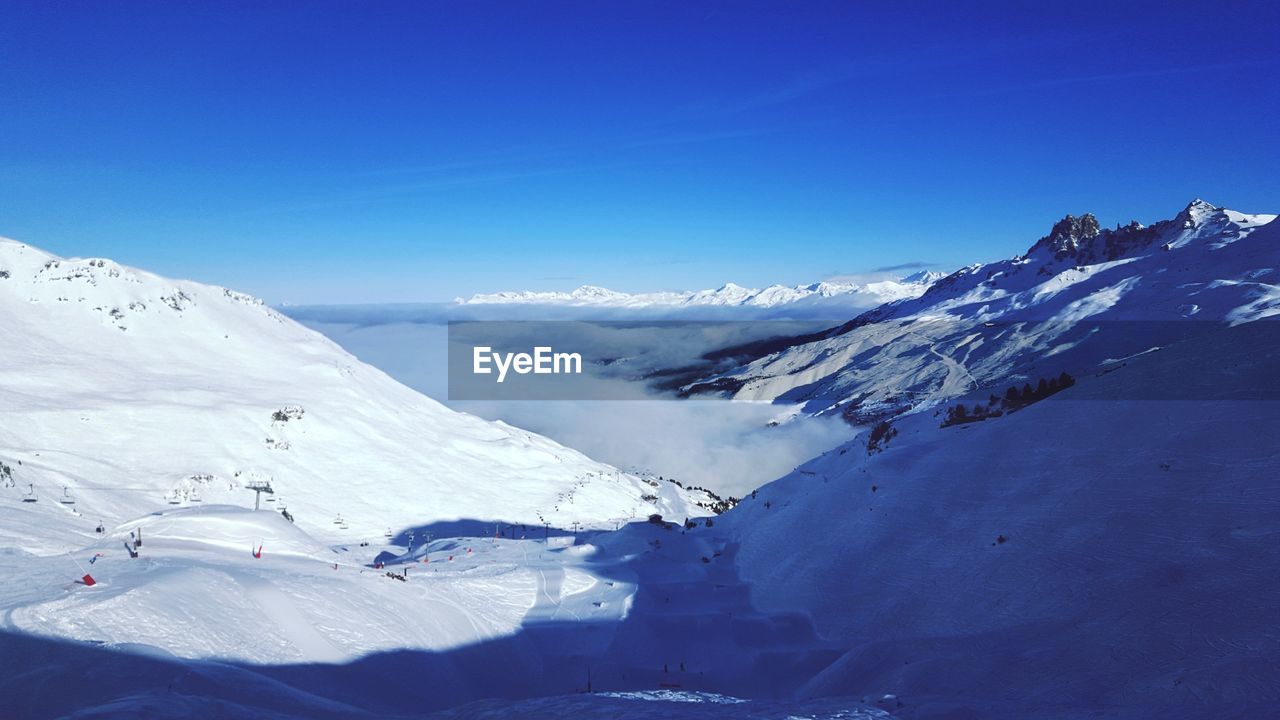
[1,503,891,717]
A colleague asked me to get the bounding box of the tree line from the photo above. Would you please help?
[942,372,1076,427]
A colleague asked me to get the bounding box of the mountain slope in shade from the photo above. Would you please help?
[457,272,945,310]
[0,237,709,549]
[718,317,1280,718]
[687,200,1279,422]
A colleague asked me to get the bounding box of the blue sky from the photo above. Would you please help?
[1,1,1277,304]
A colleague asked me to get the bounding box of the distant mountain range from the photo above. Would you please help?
[457,271,946,309]
[681,199,1279,422]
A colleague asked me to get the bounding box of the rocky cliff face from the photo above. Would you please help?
[1028,212,1102,259]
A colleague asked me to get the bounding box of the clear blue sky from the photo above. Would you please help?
[1,1,1277,304]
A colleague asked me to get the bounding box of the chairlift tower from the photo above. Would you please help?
[245,480,274,510]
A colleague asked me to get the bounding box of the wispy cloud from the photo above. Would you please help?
[353,165,591,197]
[353,124,794,185]
[887,60,1278,107]
[208,155,691,221]
[638,258,698,266]
[873,261,936,272]
[215,121,797,222]
[685,33,1090,119]
[822,261,941,285]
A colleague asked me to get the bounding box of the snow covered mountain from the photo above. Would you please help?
[0,237,709,549]
[457,272,945,310]
[5,202,1277,719]
[719,314,1280,717]
[631,201,1280,718]
[3,205,1277,719]
[685,200,1279,422]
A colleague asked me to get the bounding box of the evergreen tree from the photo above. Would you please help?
[942,405,964,426]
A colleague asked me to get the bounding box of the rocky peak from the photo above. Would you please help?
[1028,213,1101,258]
[1174,198,1220,229]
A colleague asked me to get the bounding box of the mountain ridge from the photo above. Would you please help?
[681,199,1279,422]
[456,272,946,309]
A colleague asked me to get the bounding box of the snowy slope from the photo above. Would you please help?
[0,237,708,550]
[0,500,887,717]
[688,200,1279,422]
[2,506,568,664]
[717,317,1280,718]
[457,273,944,310]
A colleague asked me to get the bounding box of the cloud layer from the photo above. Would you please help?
[294,308,855,497]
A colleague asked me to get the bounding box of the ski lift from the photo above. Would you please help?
[22,484,37,503]
[384,528,393,538]
[60,486,76,505]
[245,480,274,510]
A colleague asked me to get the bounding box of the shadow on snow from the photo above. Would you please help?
[2,520,840,720]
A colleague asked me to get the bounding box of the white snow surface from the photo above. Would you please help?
[2,506,596,664]
[0,236,708,549]
[717,316,1280,718]
[0,499,870,717]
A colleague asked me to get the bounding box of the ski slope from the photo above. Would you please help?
[0,500,890,718]
[0,237,710,551]
[2,506,596,664]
